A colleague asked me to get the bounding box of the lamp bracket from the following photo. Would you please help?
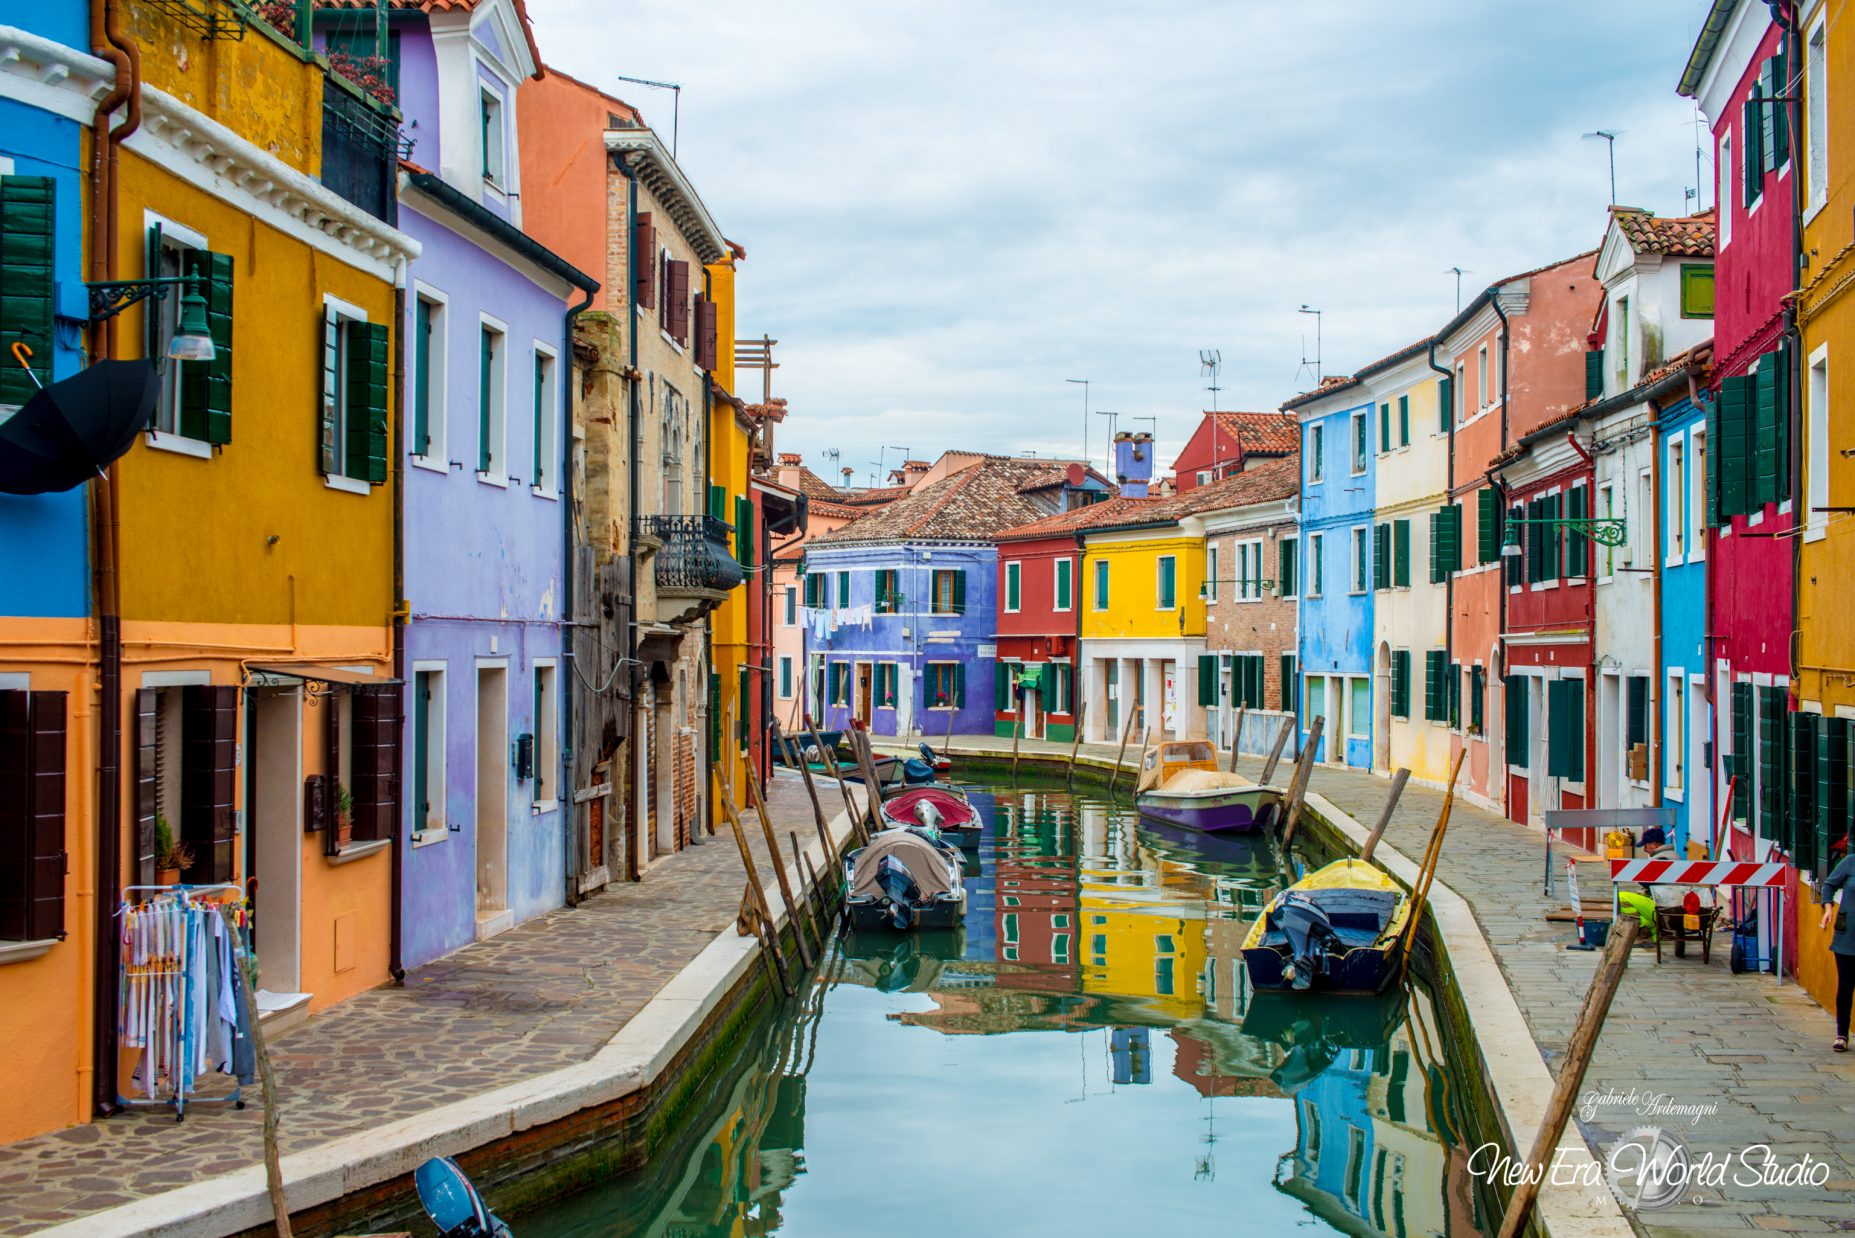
[85,277,198,324]
[1505,516,1629,548]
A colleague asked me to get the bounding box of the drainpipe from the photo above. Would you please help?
[617,153,643,880]
[1489,293,1514,784]
[389,257,408,984]
[89,0,139,1121]
[699,266,714,841]
[1425,337,1459,769]
[561,283,595,908]
[1776,0,1807,709]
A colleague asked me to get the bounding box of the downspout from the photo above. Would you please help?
[561,282,595,908]
[389,257,408,984]
[618,153,643,880]
[1649,397,1665,813]
[1777,0,1807,708]
[1425,337,1458,768]
[89,0,139,1121]
[699,266,714,840]
[1490,293,1514,785]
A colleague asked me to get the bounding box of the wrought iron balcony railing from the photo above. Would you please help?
[642,515,744,594]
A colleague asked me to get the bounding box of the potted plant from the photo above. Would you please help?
[334,783,353,834]
[153,814,193,886]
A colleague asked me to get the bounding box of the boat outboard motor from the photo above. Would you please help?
[915,799,944,833]
[1275,894,1343,991]
[415,1156,511,1238]
[919,742,937,763]
[876,855,922,930]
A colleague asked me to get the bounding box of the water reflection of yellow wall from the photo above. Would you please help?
[1078,893,1207,1021]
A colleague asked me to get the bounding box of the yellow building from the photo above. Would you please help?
[1079,516,1209,743]
[705,252,756,823]
[1794,0,1855,1010]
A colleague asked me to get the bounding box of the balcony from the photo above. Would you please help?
[320,83,405,225]
[641,515,743,622]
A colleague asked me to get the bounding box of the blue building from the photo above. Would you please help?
[803,457,1105,738]
[1286,386,1377,768]
[1658,391,1711,855]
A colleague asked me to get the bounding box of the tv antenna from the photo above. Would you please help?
[1066,378,1090,462]
[1199,349,1222,413]
[1295,305,1323,386]
[1582,129,1622,205]
[1096,410,1121,477]
[612,73,684,157]
[1446,267,1472,314]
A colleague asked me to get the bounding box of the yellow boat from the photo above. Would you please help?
[1240,859,1413,994]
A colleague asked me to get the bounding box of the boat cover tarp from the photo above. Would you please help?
[882,787,979,830]
[851,829,954,900]
[1162,768,1251,794]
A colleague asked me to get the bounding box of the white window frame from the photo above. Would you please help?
[1666,436,1687,566]
[531,340,560,498]
[323,293,374,495]
[1689,426,1707,560]
[411,661,448,843]
[1280,534,1299,599]
[410,282,449,472]
[532,658,559,811]
[1205,542,1220,604]
[1665,667,1686,799]
[1478,345,1490,409]
[1237,537,1264,601]
[1718,129,1733,245]
[1808,13,1829,220]
[1307,532,1323,598]
[783,586,797,626]
[1004,560,1022,614]
[1155,554,1178,611]
[1454,361,1466,424]
[1054,556,1074,613]
[1350,525,1368,595]
[141,211,213,456]
[778,656,793,699]
[1597,482,1617,581]
[1309,423,1325,483]
[1350,411,1367,475]
[1348,675,1371,741]
[1808,344,1830,536]
[478,313,508,486]
[480,86,506,188]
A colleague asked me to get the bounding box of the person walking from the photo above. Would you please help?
[1819,852,1855,1051]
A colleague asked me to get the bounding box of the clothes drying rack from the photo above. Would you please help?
[116,883,249,1121]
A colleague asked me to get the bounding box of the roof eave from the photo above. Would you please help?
[1678,0,1741,98]
[604,129,728,263]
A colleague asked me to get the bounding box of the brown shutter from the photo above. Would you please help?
[135,688,158,887]
[694,295,717,371]
[0,691,65,941]
[325,694,348,855]
[667,260,690,343]
[349,689,402,844]
[633,213,656,309]
[180,685,238,883]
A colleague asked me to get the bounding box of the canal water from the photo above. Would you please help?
[525,781,1499,1237]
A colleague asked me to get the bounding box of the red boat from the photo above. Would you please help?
[881,786,982,846]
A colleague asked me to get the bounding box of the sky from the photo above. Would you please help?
[538,1,1714,488]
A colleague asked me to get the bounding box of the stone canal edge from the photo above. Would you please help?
[37,787,869,1238]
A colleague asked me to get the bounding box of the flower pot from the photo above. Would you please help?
[157,866,182,886]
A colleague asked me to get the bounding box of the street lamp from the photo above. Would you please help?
[86,277,217,361]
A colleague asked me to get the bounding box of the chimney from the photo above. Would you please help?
[1114,431,1153,498]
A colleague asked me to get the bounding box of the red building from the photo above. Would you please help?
[1169,411,1300,493]
[1494,413,1596,826]
[1680,3,1796,884]
[993,497,1152,742]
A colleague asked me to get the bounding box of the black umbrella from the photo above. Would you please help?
[0,359,158,495]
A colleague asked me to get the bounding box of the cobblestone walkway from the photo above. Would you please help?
[0,777,841,1236]
[913,735,1855,1236]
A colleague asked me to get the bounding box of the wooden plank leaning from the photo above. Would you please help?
[1277,714,1325,850]
[1260,715,1293,784]
[808,720,868,846]
[741,760,817,969]
[1227,706,1248,773]
[716,779,792,996]
[782,732,840,891]
[851,729,885,832]
[1107,704,1140,798]
[1065,701,1087,790]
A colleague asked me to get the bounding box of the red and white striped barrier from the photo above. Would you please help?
[1609,858,1788,887]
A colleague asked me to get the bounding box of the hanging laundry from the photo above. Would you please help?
[117,888,254,1115]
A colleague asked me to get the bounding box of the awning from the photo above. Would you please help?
[247,663,401,690]
[1017,666,1043,690]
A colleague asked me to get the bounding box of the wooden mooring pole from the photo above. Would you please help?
[783,732,840,885]
[1277,714,1324,851]
[1107,705,1140,798]
[1010,707,1022,781]
[1495,914,1642,1238]
[1065,701,1086,789]
[220,909,291,1238]
[1260,715,1293,784]
[716,783,792,996]
[808,720,867,846]
[741,762,817,969]
[1227,706,1247,773]
[1360,768,1411,864]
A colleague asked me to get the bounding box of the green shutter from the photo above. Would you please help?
[708,483,726,520]
[1470,666,1485,733]
[1759,686,1786,846]
[1477,486,1500,563]
[1055,559,1071,610]
[1719,374,1752,517]
[1390,650,1409,719]
[951,570,966,614]
[1754,360,1781,508]
[1761,60,1778,174]
[1541,494,1562,580]
[178,249,235,445]
[734,495,753,566]
[1585,349,1604,400]
[1773,49,1791,166]
[1159,557,1175,608]
[1428,510,1442,584]
[1393,519,1411,588]
[413,297,432,455]
[1682,265,1715,318]
[1705,378,1723,525]
[1547,678,1584,781]
[1379,402,1390,453]
[707,672,720,764]
[1198,655,1218,707]
[1505,675,1528,766]
[997,662,1013,711]
[0,176,55,409]
[533,353,547,489]
[1278,540,1295,595]
[478,328,494,472]
[738,667,750,742]
[344,321,389,483]
[1281,654,1296,711]
[1793,712,1819,870]
[1818,718,1848,879]
[1437,376,1451,432]
[1744,95,1764,205]
[412,673,431,824]
[1006,562,1020,611]
[952,662,966,708]
[1447,662,1461,728]
[1566,486,1589,578]
[1774,339,1792,504]
[1398,395,1409,446]
[1424,650,1444,722]
[1373,523,1391,591]
[1095,560,1108,609]
[1731,681,1753,820]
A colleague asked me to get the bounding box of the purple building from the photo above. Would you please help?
[803,458,1108,738]
[316,0,598,965]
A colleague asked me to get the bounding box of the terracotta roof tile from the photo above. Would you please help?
[813,458,1075,545]
[995,496,1164,541]
[1209,411,1300,456]
[1612,207,1716,258]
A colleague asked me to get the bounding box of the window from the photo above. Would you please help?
[1547,677,1585,782]
[1094,559,1110,609]
[1666,672,1686,794]
[1351,411,1367,473]
[1478,345,1489,408]
[1054,557,1073,611]
[136,683,243,879]
[145,218,235,446]
[1230,654,1265,709]
[784,586,797,626]
[778,656,793,699]
[1423,650,1448,723]
[1156,556,1177,610]
[1348,678,1370,740]
[0,176,56,414]
[1278,536,1298,597]
[411,666,445,835]
[0,688,67,942]
[1351,526,1368,594]
[531,345,558,494]
[1597,484,1617,577]
[1004,561,1022,613]
[926,662,965,709]
[1310,424,1325,482]
[1398,394,1410,447]
[1719,129,1733,244]
[809,655,825,709]
[1280,655,1297,711]
[829,662,850,706]
[1378,402,1391,455]
[1625,674,1650,759]
[659,255,691,346]
[1197,470,1212,486]
[320,298,388,486]
[1506,502,1526,587]
[876,663,898,709]
[1308,532,1324,597]
[1680,264,1715,319]
[1809,350,1829,523]
[931,569,965,615]
[1235,539,1264,600]
[1205,543,1219,603]
[1506,676,1529,767]
[1454,362,1466,423]
[1469,666,1485,734]
[532,662,558,805]
[1617,296,1632,386]
[1690,427,1707,555]
[1389,650,1411,718]
[411,290,446,462]
[875,568,900,614]
[477,319,506,477]
[1667,438,1686,562]
[1392,519,1410,588]
[837,570,850,608]
[1809,16,1828,214]
[480,88,505,186]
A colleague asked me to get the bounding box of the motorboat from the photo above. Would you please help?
[1241,859,1412,995]
[881,785,983,848]
[415,1156,512,1238]
[1133,739,1284,834]
[842,826,965,931]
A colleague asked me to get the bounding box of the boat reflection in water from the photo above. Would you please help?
[525,786,1493,1238]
